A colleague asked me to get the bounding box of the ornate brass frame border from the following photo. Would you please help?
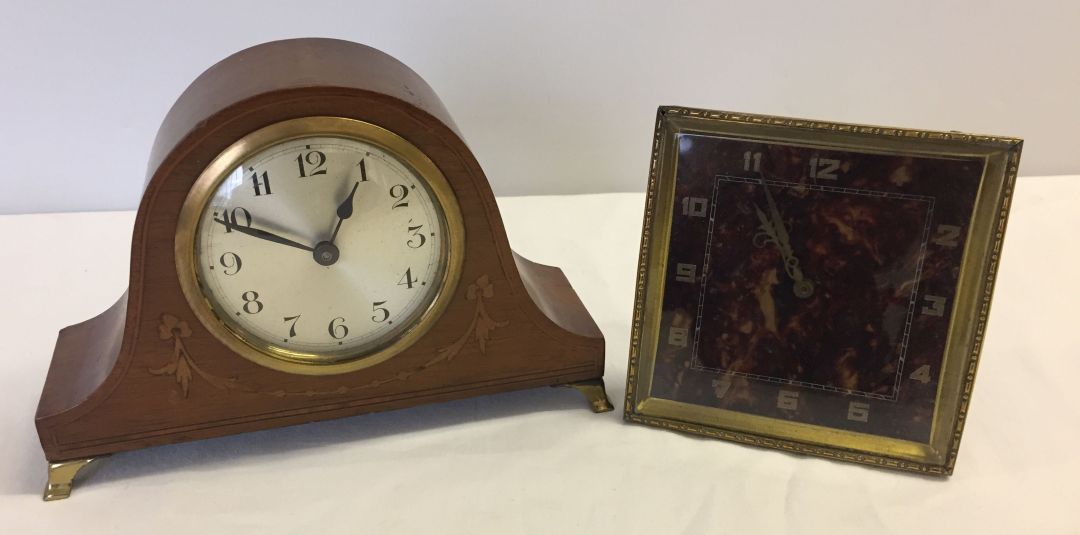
[624,106,1023,475]
[175,117,466,376]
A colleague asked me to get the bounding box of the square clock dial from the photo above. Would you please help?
[625,107,1022,474]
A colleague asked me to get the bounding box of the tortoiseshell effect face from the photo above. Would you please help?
[652,134,983,442]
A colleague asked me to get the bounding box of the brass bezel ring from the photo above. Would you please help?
[175,117,466,376]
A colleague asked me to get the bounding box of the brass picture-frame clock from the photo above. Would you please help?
[35,38,611,501]
[624,106,1022,474]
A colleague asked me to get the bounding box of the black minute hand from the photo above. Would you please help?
[213,217,314,252]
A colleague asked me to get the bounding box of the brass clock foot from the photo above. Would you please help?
[564,379,614,413]
[44,458,98,501]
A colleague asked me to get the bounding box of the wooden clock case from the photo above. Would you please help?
[34,38,610,500]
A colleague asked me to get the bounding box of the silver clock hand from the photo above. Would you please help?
[762,184,795,258]
[755,182,814,298]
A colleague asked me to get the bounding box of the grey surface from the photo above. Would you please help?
[1,1,1077,214]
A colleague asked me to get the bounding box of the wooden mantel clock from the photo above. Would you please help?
[35,38,610,501]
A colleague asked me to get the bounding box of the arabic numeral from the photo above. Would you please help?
[296,147,327,178]
[371,301,390,323]
[675,263,697,283]
[251,170,272,196]
[222,207,252,233]
[743,151,762,172]
[712,376,733,399]
[777,390,799,410]
[328,317,349,340]
[219,252,242,275]
[932,224,962,247]
[668,327,688,348]
[397,267,418,289]
[407,221,427,248]
[910,364,932,384]
[284,314,301,338]
[921,295,947,317]
[847,402,870,422]
[390,184,410,209]
[358,158,369,181]
[240,291,263,314]
[809,157,840,180]
[681,197,708,217]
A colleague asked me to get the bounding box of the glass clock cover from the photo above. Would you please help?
[193,135,448,364]
[654,133,983,443]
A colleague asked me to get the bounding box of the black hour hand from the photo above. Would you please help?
[330,181,360,245]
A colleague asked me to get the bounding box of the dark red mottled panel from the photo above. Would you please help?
[652,133,983,442]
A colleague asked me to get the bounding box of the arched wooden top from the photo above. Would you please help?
[146,38,462,187]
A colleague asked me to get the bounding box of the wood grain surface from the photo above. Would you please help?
[35,38,605,462]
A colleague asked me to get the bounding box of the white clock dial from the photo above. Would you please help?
[193,135,447,361]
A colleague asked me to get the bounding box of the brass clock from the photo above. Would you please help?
[625,106,1022,474]
[35,38,611,501]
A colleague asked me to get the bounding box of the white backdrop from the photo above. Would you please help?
[1,0,1077,214]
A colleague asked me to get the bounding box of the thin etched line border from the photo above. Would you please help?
[689,174,935,401]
